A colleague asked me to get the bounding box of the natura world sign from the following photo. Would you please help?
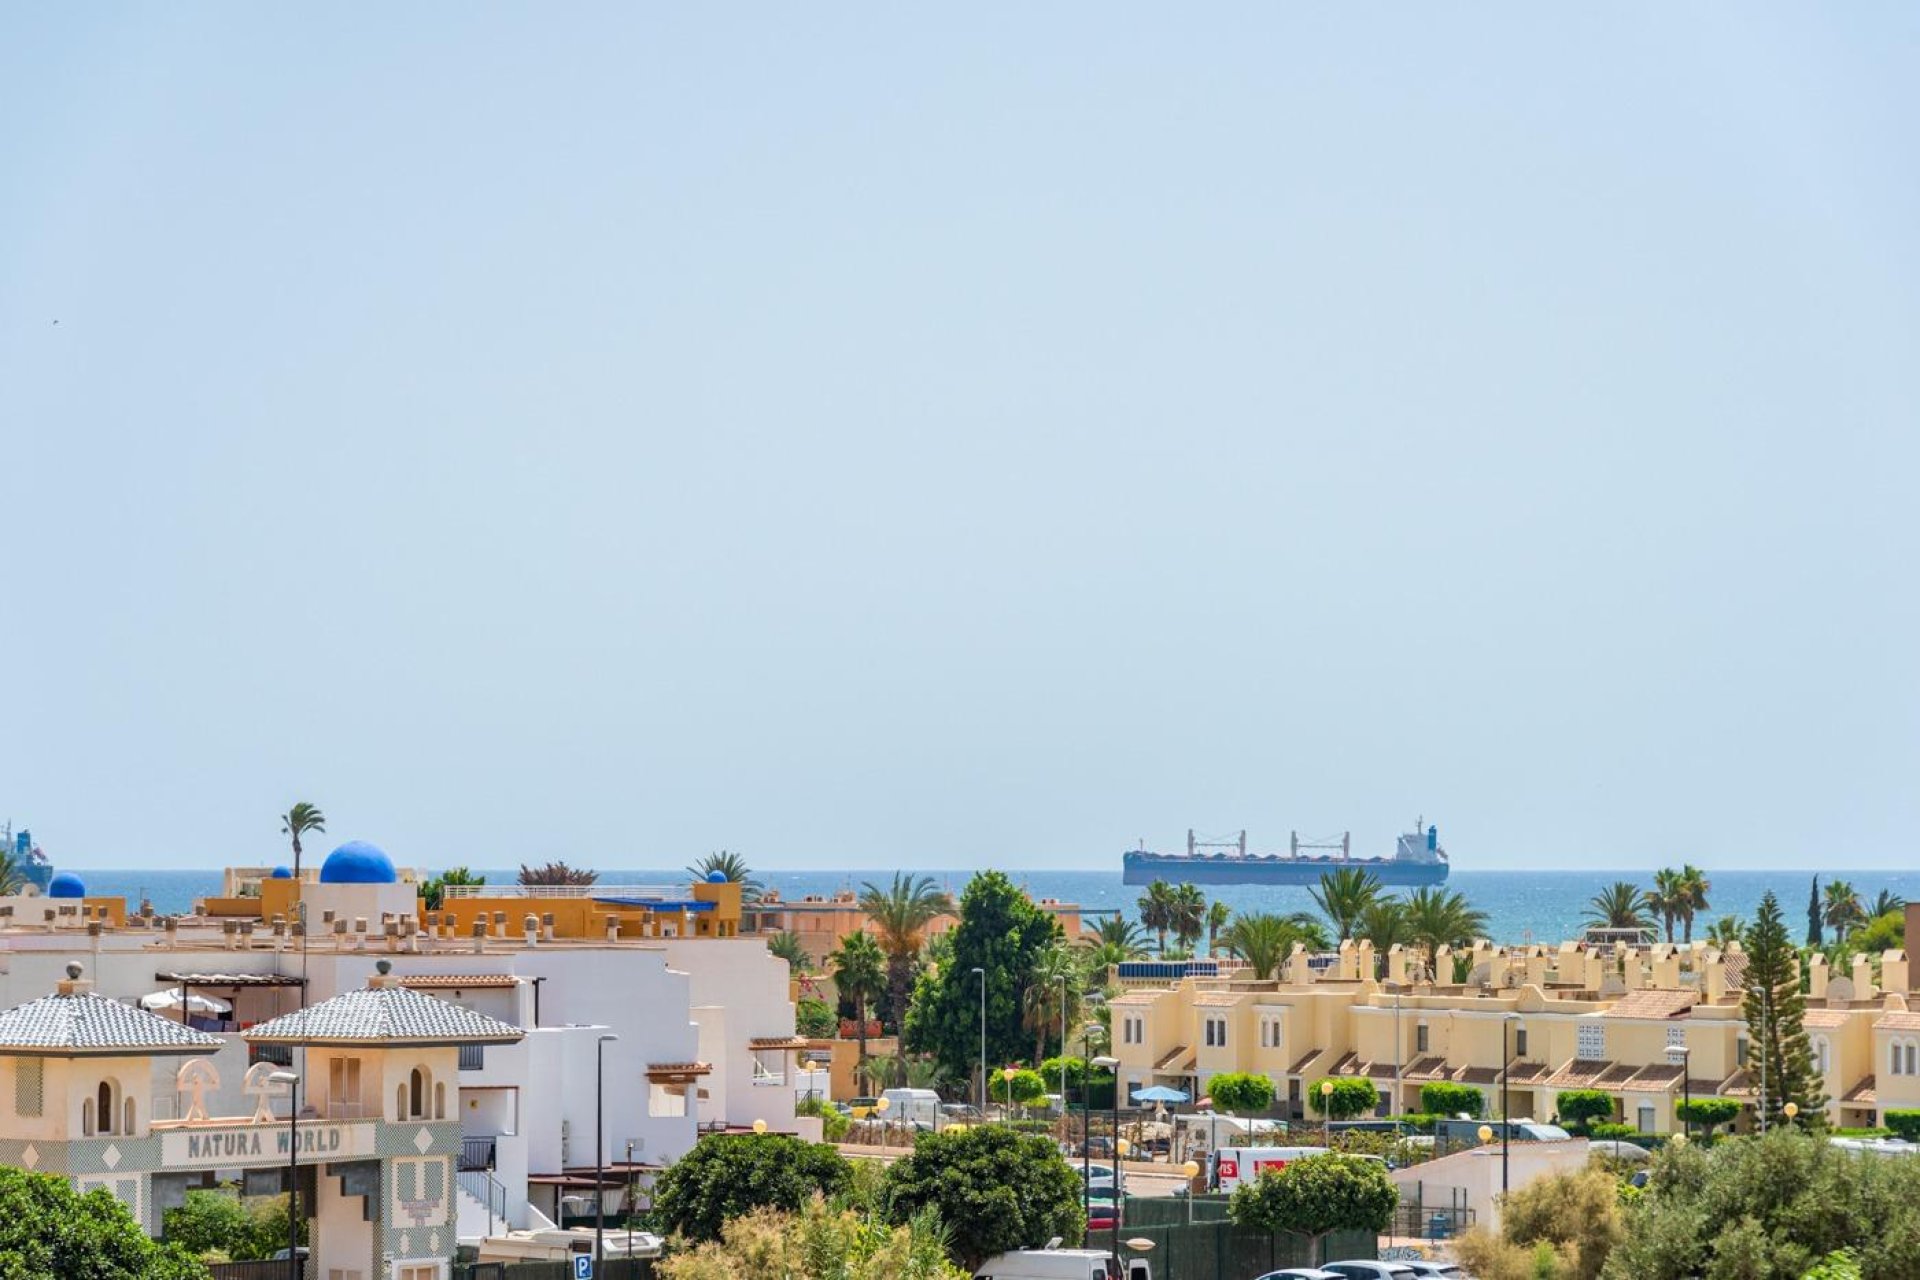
[161,1122,377,1169]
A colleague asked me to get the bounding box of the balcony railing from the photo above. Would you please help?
[459,1043,487,1071]
[460,1135,498,1172]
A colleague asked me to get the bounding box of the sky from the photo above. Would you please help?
[2,7,1917,874]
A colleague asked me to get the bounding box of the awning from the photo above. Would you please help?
[747,1036,810,1051]
[154,972,306,987]
[646,1062,713,1083]
[140,990,231,1014]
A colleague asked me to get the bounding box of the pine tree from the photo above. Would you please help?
[1743,890,1826,1130]
[1807,875,1824,947]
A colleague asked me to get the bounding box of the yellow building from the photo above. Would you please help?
[1110,938,1914,1133]
[749,889,1087,966]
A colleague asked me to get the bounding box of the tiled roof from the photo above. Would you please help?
[1454,1066,1501,1085]
[1194,992,1243,1007]
[1597,1063,1641,1088]
[155,972,307,987]
[1504,1060,1552,1083]
[1874,1013,1920,1032]
[1544,1058,1614,1090]
[399,975,521,990]
[245,983,523,1045]
[1601,990,1698,1020]
[1327,1051,1361,1076]
[646,1062,712,1079]
[0,990,224,1056]
[1843,1075,1877,1105]
[1155,1045,1195,1073]
[747,1036,810,1051]
[1111,991,1164,1007]
[1404,1056,1451,1081]
[1364,1061,1399,1080]
[1717,1068,1755,1098]
[1630,1062,1686,1088]
[1288,1049,1323,1076]
[1803,1009,1851,1028]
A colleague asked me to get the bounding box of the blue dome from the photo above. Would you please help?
[47,872,87,899]
[319,841,397,885]
[705,870,729,884]
[270,866,293,879]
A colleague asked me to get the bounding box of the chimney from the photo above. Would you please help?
[56,961,92,996]
[1525,947,1552,988]
[1651,946,1681,989]
[367,958,399,990]
[492,911,507,938]
[1355,939,1376,981]
[1704,955,1726,1003]
[1883,951,1910,995]
[605,917,620,943]
[1807,954,1829,1001]
[1433,945,1453,984]
[1286,942,1316,986]
[1386,945,1410,987]
[524,914,540,947]
[471,920,488,954]
[384,921,401,952]
[1622,948,1647,990]
[1337,939,1358,981]
[543,912,556,943]
[354,918,369,952]
[1582,949,1608,993]
[222,919,239,951]
[1851,954,1877,1001]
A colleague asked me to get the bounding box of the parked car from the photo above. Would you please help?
[1321,1263,1416,1279]
[847,1096,882,1118]
[1396,1263,1465,1277]
[942,1102,983,1121]
[1251,1269,1343,1280]
[1077,1163,1116,1181]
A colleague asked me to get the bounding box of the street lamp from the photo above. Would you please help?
[1001,1066,1018,1120]
[752,1118,768,1134]
[1087,1024,1112,1219]
[1502,1012,1523,1194]
[971,967,987,1117]
[1115,1137,1132,1234]
[1057,974,1071,1109]
[1666,1044,1692,1142]
[1784,1101,1799,1128]
[596,1033,619,1274]
[1319,1079,1334,1138]
[268,1070,300,1280]
[1180,1160,1200,1225]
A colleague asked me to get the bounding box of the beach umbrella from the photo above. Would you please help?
[139,990,231,1014]
[1131,1085,1190,1103]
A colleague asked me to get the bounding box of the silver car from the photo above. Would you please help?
[1322,1264,1417,1280]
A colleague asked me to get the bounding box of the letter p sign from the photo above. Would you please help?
[573,1256,594,1280]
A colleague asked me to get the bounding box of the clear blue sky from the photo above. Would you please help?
[3,7,1916,873]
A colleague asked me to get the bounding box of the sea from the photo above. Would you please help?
[65,866,1918,946]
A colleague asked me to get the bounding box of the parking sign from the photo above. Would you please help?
[573,1256,594,1280]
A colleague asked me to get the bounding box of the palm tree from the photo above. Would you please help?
[1222,912,1325,980]
[1137,881,1177,954]
[1647,869,1683,944]
[279,802,326,879]
[1206,901,1232,957]
[1169,883,1207,952]
[859,873,954,1030]
[1087,915,1151,956]
[519,861,597,886]
[420,866,486,910]
[828,930,886,1095]
[1311,868,1383,944]
[1358,899,1413,975]
[1705,915,1744,948]
[1584,882,1654,933]
[0,850,29,897]
[686,850,764,904]
[1870,889,1907,920]
[1022,943,1085,1064]
[1404,887,1489,973]
[767,931,811,972]
[1823,880,1867,942]
[1676,864,1711,944]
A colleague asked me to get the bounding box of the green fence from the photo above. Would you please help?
[1089,1216,1376,1280]
[453,1260,654,1280]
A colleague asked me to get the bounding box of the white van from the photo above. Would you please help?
[974,1246,1149,1280]
[880,1087,943,1127]
[1210,1145,1330,1193]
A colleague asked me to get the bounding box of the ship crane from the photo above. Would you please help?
[1289,830,1352,859]
[1186,829,1247,858]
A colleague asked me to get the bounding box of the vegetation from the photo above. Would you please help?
[881,1124,1084,1269]
[1020,942,1085,1065]
[1037,1054,1113,1100]
[419,865,484,911]
[768,930,812,972]
[1404,886,1489,967]
[1311,867,1383,943]
[988,1068,1048,1107]
[1743,890,1826,1128]
[0,848,28,896]
[1808,875,1824,947]
[659,1199,967,1280]
[860,872,953,1031]
[686,850,763,903]
[1081,915,1151,968]
[796,995,836,1039]
[1554,1090,1615,1133]
[1206,899,1232,956]
[1853,909,1904,955]
[1823,879,1868,942]
[518,860,597,886]
[1168,882,1207,952]
[1583,881,1653,933]
[1137,880,1177,953]
[1870,888,1906,919]
[1227,1154,1397,1265]
[1208,1071,1277,1115]
[162,1189,306,1263]
[1674,1096,1740,1142]
[278,801,325,879]
[1357,899,1413,966]
[1419,1081,1484,1118]
[652,1133,852,1243]
[1704,913,1743,948]
[829,930,887,1095]
[1222,911,1327,980]
[903,871,1063,1085]
[1453,1166,1623,1280]
[1883,1109,1920,1143]
[1306,1076,1378,1121]
[794,1095,852,1141]
[1605,1127,1920,1279]
[0,1167,207,1278]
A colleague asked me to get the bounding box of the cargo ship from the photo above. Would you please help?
[1,824,56,893]
[1122,820,1450,887]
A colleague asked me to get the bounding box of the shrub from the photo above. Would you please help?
[1210,1072,1277,1115]
[796,1095,851,1142]
[1419,1081,1485,1118]
[658,1200,969,1280]
[988,1068,1048,1106]
[1675,1097,1741,1141]
[1587,1123,1640,1142]
[0,1167,205,1278]
[1228,1154,1397,1263]
[1554,1090,1614,1134]
[796,997,837,1039]
[1307,1076,1379,1121]
[1884,1110,1920,1143]
[1494,1167,1623,1280]
[653,1133,851,1242]
[882,1124,1084,1269]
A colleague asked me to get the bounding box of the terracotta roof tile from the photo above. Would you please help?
[1844,1075,1877,1105]
[1874,1013,1920,1032]
[1155,1044,1193,1072]
[1289,1049,1323,1076]
[1545,1058,1614,1090]
[1601,990,1699,1020]
[1405,1055,1451,1080]
[399,975,521,989]
[1803,1009,1851,1028]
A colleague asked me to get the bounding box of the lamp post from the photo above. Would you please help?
[971,967,987,1118]
[1001,1066,1018,1121]
[1666,1044,1692,1142]
[1058,974,1071,1109]
[1392,983,1405,1116]
[1088,1029,1113,1221]
[268,1070,300,1280]
[1502,1012,1522,1194]
[1319,1079,1334,1142]
[1114,1136,1131,1234]
[595,1033,618,1274]
[1784,1101,1799,1128]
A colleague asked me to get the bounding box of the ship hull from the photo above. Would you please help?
[1122,852,1449,887]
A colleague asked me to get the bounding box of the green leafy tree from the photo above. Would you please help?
[903,871,1064,1086]
[0,848,29,896]
[1137,880,1177,953]
[0,1166,206,1278]
[860,873,954,1031]
[1311,868,1383,944]
[1307,1076,1378,1121]
[881,1124,1084,1269]
[1823,879,1867,942]
[830,930,887,1095]
[796,996,836,1039]
[1675,864,1711,944]
[652,1133,852,1243]
[1744,890,1826,1129]
[1583,882,1653,933]
[1853,910,1905,955]
[989,1068,1048,1107]
[1420,1081,1484,1118]
[278,801,325,881]
[1037,1054,1114,1103]
[1646,868,1683,944]
[1357,899,1413,968]
[1084,916,1150,958]
[162,1189,254,1260]
[1555,1090,1615,1134]
[1675,1097,1740,1142]
[659,1198,968,1280]
[419,866,485,911]
[1455,1166,1624,1280]
[1870,889,1906,920]
[518,861,597,886]
[1704,914,1744,949]
[1227,1153,1397,1265]
[1206,900,1232,956]
[1209,1071,1276,1115]
[686,850,763,904]
[795,1095,852,1142]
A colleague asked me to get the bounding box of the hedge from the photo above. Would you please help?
[1419,1081,1485,1119]
[1308,1076,1379,1121]
[1886,1110,1920,1143]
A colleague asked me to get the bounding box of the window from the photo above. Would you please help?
[1122,1016,1144,1046]
[1636,1103,1655,1134]
[1577,1022,1605,1060]
[15,1059,41,1118]
[1415,1024,1430,1054]
[1737,1037,1749,1066]
[1893,1041,1920,1077]
[1666,1025,1686,1049]
[649,1083,689,1118]
[1204,1017,1227,1048]
[1811,1036,1831,1076]
[329,1057,362,1109]
[458,1044,486,1071]
[399,1065,434,1120]
[1514,1027,1528,1058]
[752,1049,788,1086]
[1259,1014,1282,1051]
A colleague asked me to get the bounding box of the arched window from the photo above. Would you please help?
[396,1083,408,1121]
[434,1082,446,1120]
[97,1081,116,1136]
[1811,1036,1830,1076]
[123,1097,135,1135]
[407,1066,431,1119]
[81,1098,95,1136]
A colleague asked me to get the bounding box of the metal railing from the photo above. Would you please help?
[460,1043,488,1071]
[458,1167,509,1238]
[460,1135,498,1171]
[442,884,681,900]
